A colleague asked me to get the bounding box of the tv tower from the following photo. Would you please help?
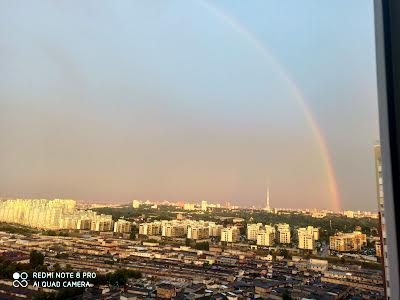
[265,184,271,211]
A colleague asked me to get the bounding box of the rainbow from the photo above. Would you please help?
[197,0,341,211]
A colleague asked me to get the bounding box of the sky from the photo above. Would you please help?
[0,1,380,211]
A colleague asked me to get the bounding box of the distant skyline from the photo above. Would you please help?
[0,1,379,211]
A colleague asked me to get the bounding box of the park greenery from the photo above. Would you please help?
[0,223,38,235]
[105,268,142,285]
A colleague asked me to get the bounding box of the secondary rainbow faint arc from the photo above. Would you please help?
[198,0,341,211]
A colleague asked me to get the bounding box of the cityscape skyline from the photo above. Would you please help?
[0,1,379,211]
[0,196,380,214]
[0,197,384,298]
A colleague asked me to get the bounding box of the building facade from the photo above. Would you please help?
[114,219,132,233]
[221,226,240,243]
[256,225,275,246]
[297,226,317,250]
[0,199,113,231]
[247,223,263,241]
[329,231,367,252]
[374,144,390,298]
[187,226,209,240]
[132,200,140,209]
[277,223,291,244]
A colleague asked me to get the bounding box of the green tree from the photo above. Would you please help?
[130,225,137,240]
[282,290,292,300]
[279,249,289,259]
[65,264,73,272]
[53,263,62,272]
[55,253,69,259]
[32,292,56,300]
[194,242,209,251]
[30,250,44,268]
[91,274,108,285]
[106,269,142,286]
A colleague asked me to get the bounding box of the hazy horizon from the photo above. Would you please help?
[0,1,379,211]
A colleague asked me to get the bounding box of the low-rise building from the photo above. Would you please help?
[156,283,176,299]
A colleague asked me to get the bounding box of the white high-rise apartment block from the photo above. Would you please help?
[0,199,75,229]
[139,223,149,235]
[132,200,140,209]
[209,223,223,237]
[0,199,113,231]
[311,226,319,240]
[187,225,209,240]
[297,226,317,250]
[256,225,275,246]
[114,219,132,233]
[90,213,113,231]
[329,231,367,252]
[343,210,355,218]
[183,203,196,211]
[221,226,240,243]
[247,223,263,241]
[139,221,162,236]
[138,220,223,239]
[162,222,186,238]
[201,200,208,211]
[277,223,291,244]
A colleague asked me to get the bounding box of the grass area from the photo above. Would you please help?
[0,223,83,238]
[0,222,38,235]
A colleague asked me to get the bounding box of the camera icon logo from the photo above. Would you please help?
[12,272,28,288]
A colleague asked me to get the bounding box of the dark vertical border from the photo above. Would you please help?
[374,0,400,298]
